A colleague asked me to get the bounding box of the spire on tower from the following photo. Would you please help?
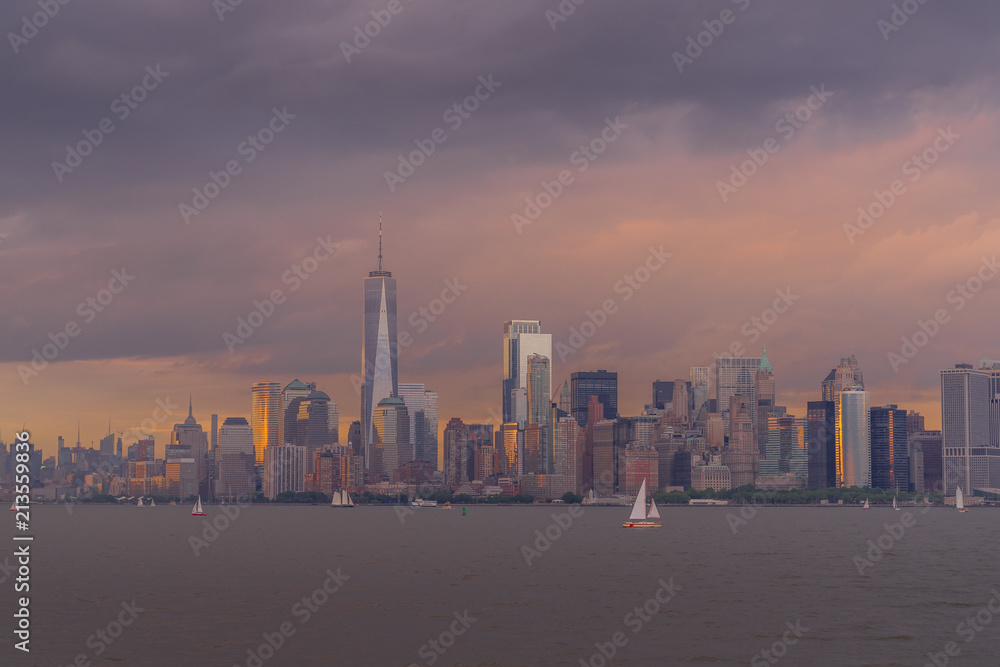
[378,211,383,272]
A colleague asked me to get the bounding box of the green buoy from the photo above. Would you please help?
[461,507,467,516]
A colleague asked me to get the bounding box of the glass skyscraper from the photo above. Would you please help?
[838,387,870,487]
[502,320,552,425]
[362,225,398,463]
[251,381,282,468]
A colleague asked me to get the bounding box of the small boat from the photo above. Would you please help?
[150,498,156,507]
[411,498,438,508]
[623,479,661,528]
[192,496,206,516]
[330,491,355,508]
[9,501,17,512]
[892,497,900,511]
[862,498,870,510]
[957,486,969,513]
[137,497,145,508]
[441,502,453,510]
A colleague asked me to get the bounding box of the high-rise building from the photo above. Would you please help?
[714,356,762,433]
[724,395,756,487]
[870,405,909,492]
[171,397,210,495]
[820,369,836,402]
[592,420,615,496]
[216,417,254,499]
[829,355,864,483]
[906,410,925,436]
[370,397,409,482]
[754,348,775,457]
[558,380,571,415]
[398,383,433,464]
[758,415,807,484]
[347,420,362,458]
[910,430,942,493]
[619,446,659,496]
[690,367,710,417]
[251,382,282,468]
[263,444,306,499]
[290,391,335,474]
[652,380,673,411]
[499,422,520,477]
[527,354,552,471]
[941,364,992,495]
[282,379,313,444]
[362,221,399,458]
[806,401,836,489]
[838,387,871,487]
[502,320,552,425]
[570,370,618,427]
[554,417,582,494]
[443,418,469,488]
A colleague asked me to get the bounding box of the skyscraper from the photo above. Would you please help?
[724,395,756,487]
[171,397,210,495]
[443,418,469,488]
[570,370,618,427]
[398,383,439,468]
[830,355,864,483]
[870,405,909,492]
[940,364,992,495]
[251,382,282,468]
[806,401,836,489]
[714,356,762,433]
[754,348,775,457]
[370,396,409,481]
[282,379,313,444]
[526,354,552,471]
[652,380,673,411]
[838,387,871,487]
[502,320,552,425]
[362,219,399,460]
[216,417,254,499]
[758,415,808,486]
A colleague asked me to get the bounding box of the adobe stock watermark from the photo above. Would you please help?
[887,255,999,374]
[578,578,682,667]
[7,0,73,55]
[672,0,752,73]
[555,245,671,362]
[384,75,501,192]
[843,126,960,244]
[716,85,833,202]
[853,510,927,576]
[739,287,800,343]
[223,236,339,352]
[406,611,477,667]
[214,0,251,22]
[750,620,809,666]
[232,568,349,667]
[179,107,296,224]
[545,0,589,31]
[511,116,628,234]
[520,505,584,566]
[340,0,412,62]
[878,0,932,41]
[922,588,1000,667]
[57,600,146,666]
[51,65,170,182]
[18,268,135,386]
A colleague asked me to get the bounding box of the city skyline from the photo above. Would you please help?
[3,3,999,459]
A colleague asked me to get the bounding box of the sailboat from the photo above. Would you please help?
[150,498,156,507]
[330,491,355,508]
[137,497,145,508]
[892,497,900,511]
[622,479,661,528]
[192,496,206,516]
[957,486,969,513]
[9,501,17,512]
[862,498,870,510]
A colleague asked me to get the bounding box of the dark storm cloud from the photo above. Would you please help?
[1,0,998,374]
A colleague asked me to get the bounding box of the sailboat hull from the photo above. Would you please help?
[622,520,662,528]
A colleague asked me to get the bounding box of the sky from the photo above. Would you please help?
[2,0,999,457]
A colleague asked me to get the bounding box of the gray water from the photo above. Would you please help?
[2,504,998,666]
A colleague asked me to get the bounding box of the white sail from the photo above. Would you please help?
[331,491,343,507]
[137,497,144,507]
[150,499,155,507]
[647,498,661,520]
[346,492,354,507]
[957,486,965,510]
[863,498,869,509]
[629,480,647,520]
[9,501,17,512]
[892,497,897,510]
[192,496,204,515]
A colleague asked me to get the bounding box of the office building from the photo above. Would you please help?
[941,364,992,495]
[870,405,909,492]
[370,397,409,482]
[362,221,399,456]
[502,320,552,425]
[839,387,871,487]
[754,349,775,457]
[251,382,282,467]
[807,401,836,489]
[216,417,254,499]
[570,370,618,427]
[263,444,306,499]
